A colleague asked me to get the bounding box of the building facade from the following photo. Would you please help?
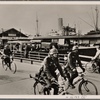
[0,28,28,45]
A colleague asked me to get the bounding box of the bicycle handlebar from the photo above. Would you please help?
[78,72,85,77]
[29,74,47,85]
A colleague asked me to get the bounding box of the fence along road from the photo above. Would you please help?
[13,50,92,64]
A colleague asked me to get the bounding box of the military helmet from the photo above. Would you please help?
[49,48,58,55]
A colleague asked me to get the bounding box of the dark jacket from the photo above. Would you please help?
[43,55,65,80]
[67,51,82,70]
[4,48,12,56]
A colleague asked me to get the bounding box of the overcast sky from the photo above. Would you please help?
[0,3,100,36]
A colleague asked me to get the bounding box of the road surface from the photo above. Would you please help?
[0,59,99,96]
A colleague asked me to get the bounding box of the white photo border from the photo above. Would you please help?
[0,1,99,99]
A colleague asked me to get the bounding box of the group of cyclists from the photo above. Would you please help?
[36,42,100,95]
[36,43,86,95]
[1,43,100,95]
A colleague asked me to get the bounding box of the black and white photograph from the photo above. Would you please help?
[0,2,99,99]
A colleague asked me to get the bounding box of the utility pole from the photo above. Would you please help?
[36,13,39,37]
[95,6,99,31]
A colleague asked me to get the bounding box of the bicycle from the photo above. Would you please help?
[29,71,98,95]
[85,60,99,73]
[64,72,98,95]
[1,55,17,74]
[29,73,70,95]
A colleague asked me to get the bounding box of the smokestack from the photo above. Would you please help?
[58,18,63,30]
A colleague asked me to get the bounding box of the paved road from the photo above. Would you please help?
[0,59,40,95]
[0,59,99,95]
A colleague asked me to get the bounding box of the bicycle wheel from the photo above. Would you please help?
[10,62,17,74]
[34,82,50,95]
[79,80,98,95]
[2,60,8,71]
[85,62,95,73]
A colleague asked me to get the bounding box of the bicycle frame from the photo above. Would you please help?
[2,55,17,74]
[3,55,13,63]
[30,74,67,95]
[73,73,87,86]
